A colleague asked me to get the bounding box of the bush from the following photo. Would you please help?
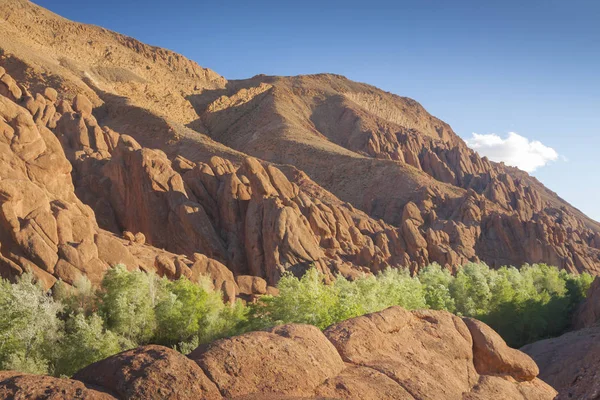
[418,264,455,312]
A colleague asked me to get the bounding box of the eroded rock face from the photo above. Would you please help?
[198,73,600,275]
[3,0,600,285]
[0,67,241,298]
[52,90,422,285]
[0,73,106,288]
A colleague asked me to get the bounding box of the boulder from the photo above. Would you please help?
[190,324,344,398]
[463,317,539,381]
[324,307,477,399]
[73,345,222,400]
[72,94,93,116]
[0,371,117,399]
[235,275,268,295]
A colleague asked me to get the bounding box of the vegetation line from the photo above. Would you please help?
[0,263,592,377]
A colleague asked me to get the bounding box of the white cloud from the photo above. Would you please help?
[465,132,560,173]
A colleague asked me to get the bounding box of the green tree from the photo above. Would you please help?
[54,313,123,377]
[450,263,492,316]
[154,276,231,345]
[0,274,63,375]
[98,265,160,344]
[418,263,456,311]
[252,268,339,329]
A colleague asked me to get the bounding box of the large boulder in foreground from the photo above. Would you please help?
[323,307,476,399]
[73,345,222,400]
[463,317,539,381]
[187,306,554,400]
[321,307,554,400]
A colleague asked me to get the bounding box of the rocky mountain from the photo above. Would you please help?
[0,306,557,399]
[1,1,598,399]
[1,0,599,292]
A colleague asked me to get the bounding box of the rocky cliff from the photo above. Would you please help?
[0,306,557,399]
[1,0,598,285]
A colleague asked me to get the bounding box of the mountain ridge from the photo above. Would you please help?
[0,0,599,289]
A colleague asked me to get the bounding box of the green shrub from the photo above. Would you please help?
[252,268,340,329]
[249,263,592,348]
[54,276,97,316]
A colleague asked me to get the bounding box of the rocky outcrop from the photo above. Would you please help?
[522,326,600,400]
[191,324,345,398]
[42,77,434,283]
[463,318,539,381]
[321,307,553,400]
[73,345,222,400]
[3,64,454,292]
[0,67,243,299]
[1,307,556,399]
[522,277,600,400]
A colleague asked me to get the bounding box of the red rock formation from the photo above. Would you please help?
[197,74,600,275]
[191,324,345,398]
[0,68,244,299]
[2,0,599,281]
[573,276,600,330]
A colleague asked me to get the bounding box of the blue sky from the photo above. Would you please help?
[34,0,600,221]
